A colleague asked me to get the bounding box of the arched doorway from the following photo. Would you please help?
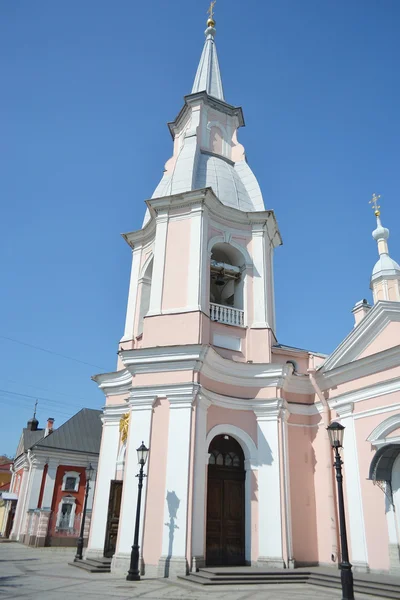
[206,435,245,566]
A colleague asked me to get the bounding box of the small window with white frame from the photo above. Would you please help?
[61,471,80,492]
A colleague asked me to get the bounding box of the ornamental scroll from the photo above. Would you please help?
[119,413,130,444]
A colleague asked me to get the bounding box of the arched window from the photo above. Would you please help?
[210,243,245,321]
[138,258,153,335]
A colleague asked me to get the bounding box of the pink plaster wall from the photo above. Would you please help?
[355,414,392,571]
[200,375,260,400]
[289,424,320,564]
[143,312,203,347]
[330,366,400,399]
[162,219,190,311]
[206,405,257,445]
[142,399,170,567]
[311,422,339,565]
[358,322,400,359]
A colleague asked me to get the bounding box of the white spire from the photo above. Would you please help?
[370,206,400,303]
[192,24,224,100]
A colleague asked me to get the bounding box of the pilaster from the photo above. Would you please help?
[121,245,142,342]
[148,210,168,316]
[86,412,121,560]
[255,399,285,568]
[158,384,198,577]
[112,397,154,575]
[336,402,369,572]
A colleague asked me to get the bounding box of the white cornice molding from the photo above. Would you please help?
[329,376,400,412]
[103,404,129,422]
[122,188,281,250]
[92,369,132,397]
[367,413,400,446]
[320,301,400,372]
[287,402,322,416]
[317,344,400,390]
[283,372,315,394]
[200,387,282,414]
[121,345,207,375]
[129,382,200,408]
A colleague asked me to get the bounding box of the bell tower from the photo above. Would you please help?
[119,11,282,364]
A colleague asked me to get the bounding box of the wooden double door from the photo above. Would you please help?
[104,480,123,558]
[206,435,245,566]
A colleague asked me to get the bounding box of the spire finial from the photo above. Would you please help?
[369,192,381,217]
[207,0,216,27]
[33,399,38,419]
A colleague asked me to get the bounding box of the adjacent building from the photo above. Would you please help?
[77,13,400,578]
[5,408,101,547]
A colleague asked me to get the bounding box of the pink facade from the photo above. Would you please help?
[85,12,400,581]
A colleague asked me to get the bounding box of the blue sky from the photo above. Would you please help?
[1,0,399,456]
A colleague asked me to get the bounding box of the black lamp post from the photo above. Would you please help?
[126,442,149,581]
[75,463,94,561]
[327,422,355,600]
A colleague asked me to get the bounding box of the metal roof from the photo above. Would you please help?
[33,408,102,455]
[369,443,400,482]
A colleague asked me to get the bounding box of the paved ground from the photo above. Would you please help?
[0,542,383,600]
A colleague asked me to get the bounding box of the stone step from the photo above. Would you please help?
[69,558,111,574]
[179,568,400,598]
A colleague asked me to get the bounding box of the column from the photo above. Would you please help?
[113,399,154,574]
[41,461,58,509]
[158,387,196,577]
[121,246,142,342]
[251,224,269,328]
[148,210,168,316]
[187,204,205,312]
[255,402,284,568]
[86,414,120,560]
[337,403,369,571]
[190,394,210,571]
[10,466,29,540]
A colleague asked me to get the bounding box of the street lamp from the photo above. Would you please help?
[75,463,94,561]
[327,422,354,600]
[126,442,149,581]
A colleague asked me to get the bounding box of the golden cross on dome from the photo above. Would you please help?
[207,0,216,21]
[369,192,381,216]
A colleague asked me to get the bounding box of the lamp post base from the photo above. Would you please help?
[75,537,84,561]
[126,544,140,581]
[340,561,355,600]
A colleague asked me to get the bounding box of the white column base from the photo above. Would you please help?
[111,552,131,575]
[257,557,286,569]
[158,555,188,578]
[352,561,370,573]
[191,555,205,572]
[389,544,400,574]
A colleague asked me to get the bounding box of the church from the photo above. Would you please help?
[85,9,400,578]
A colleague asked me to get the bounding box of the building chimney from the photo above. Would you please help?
[27,417,39,431]
[352,299,372,327]
[45,418,55,437]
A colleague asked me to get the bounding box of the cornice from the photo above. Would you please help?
[129,382,200,408]
[320,301,400,372]
[317,345,400,390]
[121,345,207,375]
[103,404,129,422]
[92,369,132,397]
[168,91,245,138]
[329,376,400,412]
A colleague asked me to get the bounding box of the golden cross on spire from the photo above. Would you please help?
[207,0,216,25]
[369,192,381,216]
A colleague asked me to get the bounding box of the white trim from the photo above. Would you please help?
[251,224,269,328]
[56,495,77,530]
[367,413,400,446]
[121,246,142,342]
[354,402,400,422]
[148,209,168,315]
[331,377,400,412]
[207,235,252,266]
[319,345,400,390]
[206,424,258,561]
[321,302,400,372]
[61,471,80,492]
[93,369,132,397]
[341,413,369,566]
[187,205,204,310]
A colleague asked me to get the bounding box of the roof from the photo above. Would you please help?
[192,25,224,100]
[33,408,102,455]
[21,428,45,453]
[273,343,327,358]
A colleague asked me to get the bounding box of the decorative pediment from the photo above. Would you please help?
[319,301,400,374]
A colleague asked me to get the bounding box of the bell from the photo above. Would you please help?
[215,272,225,286]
